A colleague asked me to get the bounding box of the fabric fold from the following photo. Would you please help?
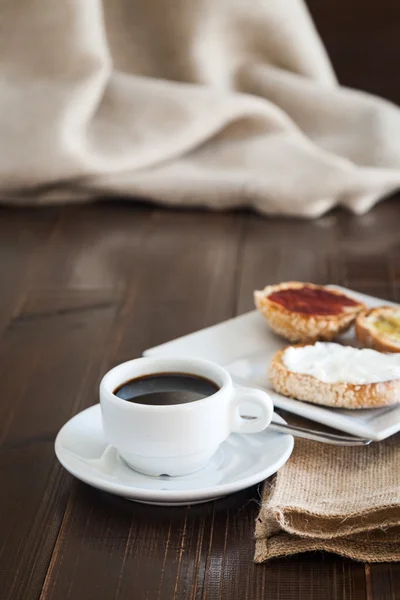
[1,0,400,216]
[255,435,400,563]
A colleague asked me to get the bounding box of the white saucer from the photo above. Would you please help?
[55,405,294,506]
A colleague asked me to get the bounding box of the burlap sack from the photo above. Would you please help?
[255,434,400,562]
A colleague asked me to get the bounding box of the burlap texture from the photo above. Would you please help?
[3,0,400,216]
[255,435,400,562]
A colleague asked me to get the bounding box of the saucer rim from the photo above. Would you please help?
[55,404,294,503]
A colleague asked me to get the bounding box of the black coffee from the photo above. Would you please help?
[114,372,219,406]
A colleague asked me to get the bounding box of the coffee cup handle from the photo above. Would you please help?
[229,387,273,434]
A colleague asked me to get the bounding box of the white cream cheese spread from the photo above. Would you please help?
[283,342,400,384]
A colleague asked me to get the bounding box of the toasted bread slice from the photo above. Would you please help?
[356,307,400,353]
[254,282,365,343]
[269,342,400,409]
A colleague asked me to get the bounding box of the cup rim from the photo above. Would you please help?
[99,356,231,411]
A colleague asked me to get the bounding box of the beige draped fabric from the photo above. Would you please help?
[2,0,400,216]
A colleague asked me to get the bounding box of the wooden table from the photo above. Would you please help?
[2,0,400,594]
[1,198,399,600]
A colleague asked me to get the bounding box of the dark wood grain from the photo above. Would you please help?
[306,0,400,104]
[1,4,400,596]
[0,207,60,335]
[0,199,399,600]
[367,564,400,600]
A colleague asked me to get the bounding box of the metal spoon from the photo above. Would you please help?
[268,420,372,446]
[240,415,372,445]
[233,377,372,446]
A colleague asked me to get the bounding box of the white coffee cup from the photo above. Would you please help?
[100,357,273,476]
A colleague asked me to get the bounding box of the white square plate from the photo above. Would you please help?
[144,287,400,441]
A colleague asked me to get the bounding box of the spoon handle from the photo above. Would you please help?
[269,420,372,446]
